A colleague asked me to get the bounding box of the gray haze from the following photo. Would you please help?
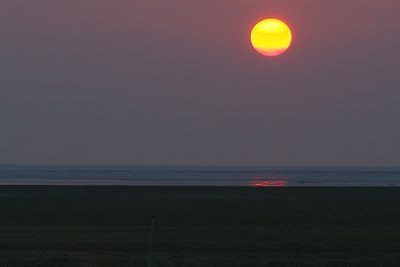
[0,0,399,166]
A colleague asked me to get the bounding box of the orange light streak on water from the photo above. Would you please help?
[250,176,288,187]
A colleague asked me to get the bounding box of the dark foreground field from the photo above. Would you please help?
[0,186,399,267]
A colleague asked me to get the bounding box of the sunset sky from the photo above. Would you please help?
[1,0,399,166]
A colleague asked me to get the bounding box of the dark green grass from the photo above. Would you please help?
[0,186,399,266]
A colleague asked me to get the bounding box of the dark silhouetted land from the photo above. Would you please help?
[0,186,399,267]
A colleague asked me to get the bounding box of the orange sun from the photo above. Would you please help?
[251,18,292,57]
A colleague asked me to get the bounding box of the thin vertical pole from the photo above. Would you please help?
[4,250,7,267]
[147,216,155,267]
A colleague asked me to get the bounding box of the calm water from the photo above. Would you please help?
[0,165,399,186]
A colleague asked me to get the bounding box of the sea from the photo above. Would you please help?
[0,165,399,187]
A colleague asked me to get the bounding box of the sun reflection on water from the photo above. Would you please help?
[250,176,288,187]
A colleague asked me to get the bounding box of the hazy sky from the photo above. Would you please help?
[1,0,399,166]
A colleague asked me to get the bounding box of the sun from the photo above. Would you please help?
[251,19,292,57]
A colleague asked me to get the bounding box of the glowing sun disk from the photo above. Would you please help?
[251,19,292,57]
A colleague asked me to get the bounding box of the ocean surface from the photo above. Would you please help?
[0,165,399,186]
